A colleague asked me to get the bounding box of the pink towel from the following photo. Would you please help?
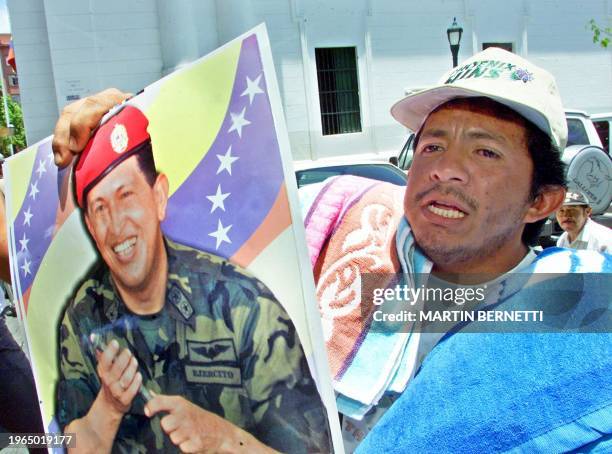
[303,176,405,379]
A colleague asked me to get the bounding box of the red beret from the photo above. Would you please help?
[74,105,150,207]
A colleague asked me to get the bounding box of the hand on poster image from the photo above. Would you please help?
[89,333,153,404]
[52,88,132,168]
[64,335,145,453]
[144,394,279,454]
[89,338,278,453]
[90,335,144,416]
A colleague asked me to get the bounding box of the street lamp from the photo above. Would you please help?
[446,17,463,68]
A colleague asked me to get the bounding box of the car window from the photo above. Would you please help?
[593,119,610,153]
[566,118,589,146]
[295,164,406,188]
[397,133,415,170]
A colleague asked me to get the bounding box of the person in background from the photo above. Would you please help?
[556,189,612,253]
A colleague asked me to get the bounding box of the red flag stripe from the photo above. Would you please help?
[231,183,291,268]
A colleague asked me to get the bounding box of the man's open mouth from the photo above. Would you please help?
[427,202,466,219]
[113,237,136,257]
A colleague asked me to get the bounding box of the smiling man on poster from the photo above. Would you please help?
[56,105,330,453]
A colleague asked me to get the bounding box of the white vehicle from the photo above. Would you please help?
[294,156,406,188]
[558,110,611,240]
[565,109,604,149]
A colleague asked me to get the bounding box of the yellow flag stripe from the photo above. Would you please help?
[146,41,242,196]
[7,142,39,224]
[27,212,97,422]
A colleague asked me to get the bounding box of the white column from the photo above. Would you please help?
[463,0,477,54]
[364,1,378,153]
[291,0,317,160]
[215,0,255,45]
[156,0,200,75]
[521,0,530,56]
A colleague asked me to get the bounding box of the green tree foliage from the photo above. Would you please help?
[0,93,27,157]
[588,19,611,48]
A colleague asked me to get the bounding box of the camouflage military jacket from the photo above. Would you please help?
[57,239,330,453]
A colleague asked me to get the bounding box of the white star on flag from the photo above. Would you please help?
[241,74,264,105]
[21,258,31,277]
[208,219,232,250]
[216,147,239,175]
[19,232,29,252]
[206,184,230,213]
[29,181,40,200]
[35,159,47,178]
[228,107,251,138]
[23,207,33,226]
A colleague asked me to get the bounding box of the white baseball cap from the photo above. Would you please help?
[391,47,568,151]
[562,190,590,206]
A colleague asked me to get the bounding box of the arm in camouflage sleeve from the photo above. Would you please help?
[239,289,332,453]
[57,308,142,453]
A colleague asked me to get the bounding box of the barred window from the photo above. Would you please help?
[315,47,362,135]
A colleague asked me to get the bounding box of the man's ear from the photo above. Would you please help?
[523,186,566,223]
[153,173,169,222]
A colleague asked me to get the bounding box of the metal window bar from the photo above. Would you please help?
[315,47,362,135]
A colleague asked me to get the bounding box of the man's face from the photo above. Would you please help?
[404,104,539,273]
[556,205,591,237]
[85,155,168,295]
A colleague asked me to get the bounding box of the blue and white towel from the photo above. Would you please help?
[357,238,612,452]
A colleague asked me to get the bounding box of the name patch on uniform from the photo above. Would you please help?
[185,365,242,386]
[187,339,237,363]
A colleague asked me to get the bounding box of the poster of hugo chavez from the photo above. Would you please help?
[4,24,341,453]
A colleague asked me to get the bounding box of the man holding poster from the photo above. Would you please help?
[27,35,608,452]
[56,104,330,453]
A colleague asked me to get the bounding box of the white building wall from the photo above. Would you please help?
[299,0,378,158]
[215,0,258,45]
[254,0,318,159]
[7,0,612,155]
[351,0,611,153]
[43,0,163,114]
[527,0,612,113]
[254,0,312,159]
[214,0,317,160]
[7,0,57,145]
[465,0,528,54]
[157,0,219,75]
[191,1,220,63]
[367,0,467,153]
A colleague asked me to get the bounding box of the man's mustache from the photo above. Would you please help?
[413,184,479,212]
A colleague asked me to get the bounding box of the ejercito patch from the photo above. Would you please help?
[185,365,242,386]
